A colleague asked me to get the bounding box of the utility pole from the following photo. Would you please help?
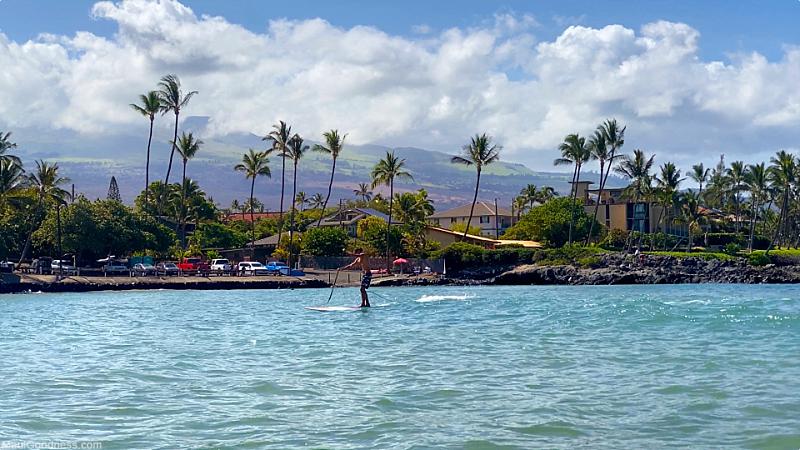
[494,198,500,239]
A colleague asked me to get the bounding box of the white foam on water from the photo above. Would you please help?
[415,294,475,303]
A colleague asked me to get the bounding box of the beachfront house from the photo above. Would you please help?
[572,181,686,236]
[224,211,282,223]
[428,201,513,238]
[316,208,392,237]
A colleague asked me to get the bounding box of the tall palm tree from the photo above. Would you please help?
[726,160,747,232]
[372,151,413,269]
[451,133,501,238]
[689,163,710,197]
[745,162,769,252]
[295,192,309,212]
[286,134,309,268]
[158,74,197,190]
[265,121,292,242]
[554,133,590,244]
[230,199,245,221]
[354,182,373,203]
[595,119,626,222]
[234,149,271,252]
[654,162,683,245]
[19,161,71,263]
[130,91,161,208]
[519,184,538,210]
[313,129,346,226]
[615,149,656,246]
[0,131,21,166]
[174,132,202,244]
[585,129,614,243]
[679,190,703,253]
[535,186,557,203]
[767,150,796,252]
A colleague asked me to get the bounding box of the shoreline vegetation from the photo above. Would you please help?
[4,75,800,294]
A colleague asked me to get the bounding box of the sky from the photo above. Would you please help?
[1,0,799,172]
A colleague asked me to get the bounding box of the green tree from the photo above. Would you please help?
[0,159,27,210]
[19,161,71,263]
[0,131,21,166]
[767,150,796,252]
[451,133,501,238]
[234,149,271,252]
[357,216,403,258]
[502,197,599,247]
[158,74,197,190]
[192,222,247,249]
[689,163,710,197]
[450,222,482,236]
[744,162,769,252]
[726,160,747,232]
[354,182,372,203]
[654,161,683,244]
[174,132,202,244]
[295,191,308,211]
[265,120,292,242]
[678,190,704,252]
[371,151,413,268]
[130,91,161,207]
[313,129,347,226]
[301,226,348,256]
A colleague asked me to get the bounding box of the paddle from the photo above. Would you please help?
[326,269,341,304]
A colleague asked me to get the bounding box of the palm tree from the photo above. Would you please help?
[19,161,71,263]
[174,132,202,244]
[0,131,21,166]
[689,163,710,197]
[585,129,611,243]
[679,190,703,253]
[265,121,292,242]
[295,192,309,212]
[727,160,747,232]
[593,119,626,233]
[309,193,324,210]
[371,151,413,269]
[615,149,655,247]
[451,133,501,238]
[536,186,557,203]
[554,133,590,244]
[354,182,372,203]
[286,134,309,268]
[234,149,271,252]
[767,150,796,252]
[745,162,769,252]
[0,159,26,208]
[158,74,197,191]
[654,162,683,246]
[519,184,538,210]
[230,199,245,221]
[130,91,161,208]
[313,129,347,226]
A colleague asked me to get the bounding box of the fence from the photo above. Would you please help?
[299,256,445,274]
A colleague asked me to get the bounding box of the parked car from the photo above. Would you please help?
[103,261,129,275]
[156,262,180,276]
[210,258,232,275]
[238,261,269,276]
[132,263,157,276]
[266,261,289,275]
[51,259,78,275]
[177,257,210,276]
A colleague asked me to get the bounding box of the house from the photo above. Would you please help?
[424,226,542,249]
[317,208,392,237]
[572,181,685,235]
[224,211,282,223]
[217,233,281,262]
[428,201,513,238]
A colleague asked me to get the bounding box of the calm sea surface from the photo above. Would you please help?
[1,285,799,449]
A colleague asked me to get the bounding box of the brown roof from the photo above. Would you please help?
[430,201,512,219]
[225,212,282,223]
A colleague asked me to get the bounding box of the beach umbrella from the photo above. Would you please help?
[392,258,408,265]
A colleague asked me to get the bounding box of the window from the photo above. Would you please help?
[480,216,490,224]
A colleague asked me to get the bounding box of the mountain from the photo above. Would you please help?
[12,118,625,211]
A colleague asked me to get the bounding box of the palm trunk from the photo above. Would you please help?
[386,180,394,271]
[160,110,179,215]
[317,157,337,227]
[181,160,187,247]
[568,163,582,245]
[277,150,286,249]
[249,177,256,258]
[145,117,154,209]
[748,198,758,253]
[767,189,788,254]
[289,160,298,270]
[463,168,482,238]
[586,159,605,245]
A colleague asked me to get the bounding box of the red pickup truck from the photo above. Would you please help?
[177,257,210,276]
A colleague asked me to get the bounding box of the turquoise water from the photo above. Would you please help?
[1,285,799,449]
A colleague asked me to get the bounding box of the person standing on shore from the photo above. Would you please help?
[340,249,371,308]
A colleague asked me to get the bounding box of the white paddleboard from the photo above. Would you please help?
[305,306,368,312]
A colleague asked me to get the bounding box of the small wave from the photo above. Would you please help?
[415,294,474,303]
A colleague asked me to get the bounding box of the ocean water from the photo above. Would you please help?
[1,285,799,449]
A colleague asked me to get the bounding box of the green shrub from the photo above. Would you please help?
[502,197,600,247]
[432,242,487,271]
[748,252,771,266]
[600,229,628,250]
[535,244,604,266]
[723,243,741,256]
[695,233,745,247]
[301,227,348,256]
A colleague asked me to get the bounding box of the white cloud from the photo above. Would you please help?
[0,0,799,171]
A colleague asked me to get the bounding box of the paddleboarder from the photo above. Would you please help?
[340,248,371,308]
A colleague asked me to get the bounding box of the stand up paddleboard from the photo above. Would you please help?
[305,306,368,312]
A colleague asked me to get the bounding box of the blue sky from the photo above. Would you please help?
[1,0,798,61]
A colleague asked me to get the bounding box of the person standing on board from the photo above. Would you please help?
[340,249,371,308]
